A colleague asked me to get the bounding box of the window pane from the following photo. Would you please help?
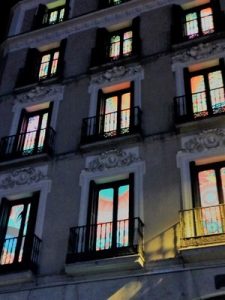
[191,75,207,117]
[117,185,129,247]
[38,113,49,151]
[200,7,214,35]
[96,188,114,250]
[104,96,118,134]
[109,35,120,59]
[208,71,225,114]
[121,92,131,131]
[23,116,40,154]
[49,11,58,24]
[123,31,132,56]
[50,51,59,76]
[59,8,65,22]
[39,54,51,79]
[198,170,222,235]
[185,12,199,39]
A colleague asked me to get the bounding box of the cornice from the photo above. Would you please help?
[3,0,178,53]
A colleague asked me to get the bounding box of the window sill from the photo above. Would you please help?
[80,132,142,153]
[65,252,144,277]
[0,270,34,286]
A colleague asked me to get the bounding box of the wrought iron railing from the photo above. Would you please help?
[0,127,55,161]
[81,106,142,144]
[180,204,225,248]
[66,217,144,262]
[0,234,41,273]
[174,87,225,123]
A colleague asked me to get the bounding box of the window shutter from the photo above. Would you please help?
[183,67,192,117]
[91,28,108,66]
[58,39,67,78]
[132,17,141,56]
[189,162,200,208]
[96,89,105,135]
[0,198,11,251]
[33,4,47,29]
[64,0,70,20]
[87,181,98,226]
[171,5,184,44]
[211,0,224,32]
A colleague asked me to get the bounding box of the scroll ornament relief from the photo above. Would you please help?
[182,129,225,153]
[0,167,47,189]
[86,149,141,172]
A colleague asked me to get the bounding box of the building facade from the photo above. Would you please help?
[0,0,225,299]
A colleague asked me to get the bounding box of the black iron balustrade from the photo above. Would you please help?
[174,87,225,123]
[0,127,55,161]
[0,234,41,273]
[81,106,142,144]
[66,217,144,263]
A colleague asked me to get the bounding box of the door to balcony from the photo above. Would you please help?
[0,194,39,270]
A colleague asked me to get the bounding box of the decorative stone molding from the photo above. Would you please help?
[85,148,141,172]
[181,234,225,248]
[172,40,225,66]
[181,129,225,153]
[90,65,143,86]
[0,167,47,189]
[15,85,64,104]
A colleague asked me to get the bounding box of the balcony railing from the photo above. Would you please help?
[66,217,144,263]
[81,107,142,144]
[174,87,225,123]
[0,127,55,162]
[0,234,41,273]
[180,204,225,248]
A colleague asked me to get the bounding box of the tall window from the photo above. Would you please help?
[98,82,133,137]
[39,50,60,80]
[184,5,214,39]
[42,7,65,25]
[191,162,225,236]
[17,103,52,156]
[87,175,133,251]
[185,63,225,118]
[108,29,133,60]
[0,193,39,266]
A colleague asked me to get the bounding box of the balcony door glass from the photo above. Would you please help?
[200,7,214,35]
[208,70,225,113]
[191,75,207,117]
[39,51,59,80]
[0,196,37,266]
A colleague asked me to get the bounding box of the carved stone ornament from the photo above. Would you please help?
[86,149,140,172]
[16,85,64,104]
[172,41,225,65]
[90,65,143,86]
[181,129,225,153]
[0,167,47,189]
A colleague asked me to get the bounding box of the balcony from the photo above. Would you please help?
[0,234,41,274]
[66,217,144,264]
[0,127,55,162]
[180,204,225,249]
[80,107,142,145]
[174,87,225,123]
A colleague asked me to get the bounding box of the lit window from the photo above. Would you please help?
[184,6,214,39]
[109,30,133,60]
[43,7,65,25]
[39,50,59,80]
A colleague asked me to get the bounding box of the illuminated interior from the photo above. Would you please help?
[109,30,132,59]
[39,51,59,80]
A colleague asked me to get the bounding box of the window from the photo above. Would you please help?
[185,62,225,119]
[190,161,225,236]
[91,18,140,66]
[38,49,60,80]
[99,0,128,8]
[87,175,133,251]
[34,0,69,29]
[171,1,224,43]
[0,193,39,269]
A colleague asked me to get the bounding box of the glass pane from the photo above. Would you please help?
[59,8,65,22]
[201,7,214,35]
[49,11,58,24]
[185,12,199,39]
[96,188,114,250]
[121,92,131,131]
[104,96,118,134]
[39,54,51,79]
[23,115,40,154]
[117,185,129,247]
[50,51,59,76]
[123,31,132,56]
[208,71,225,114]
[1,205,24,265]
[191,75,207,117]
[198,170,222,235]
[109,35,120,59]
[38,113,49,151]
